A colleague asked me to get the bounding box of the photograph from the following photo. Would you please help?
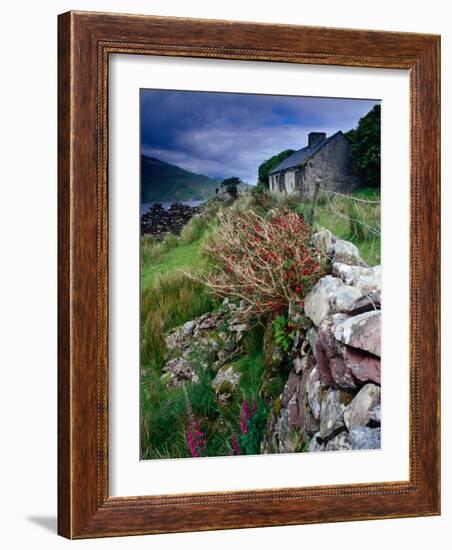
[0,0,443,544]
[139,89,382,460]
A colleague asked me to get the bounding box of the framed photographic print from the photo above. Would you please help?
[58,11,440,538]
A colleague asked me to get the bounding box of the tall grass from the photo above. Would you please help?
[141,362,225,460]
[348,200,366,241]
[163,232,178,251]
[141,234,164,266]
[179,215,206,245]
[141,272,217,370]
[290,188,381,266]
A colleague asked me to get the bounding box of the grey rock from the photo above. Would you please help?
[315,339,334,386]
[332,239,367,267]
[332,263,381,293]
[165,329,185,353]
[304,276,343,326]
[304,274,360,327]
[319,389,353,439]
[313,315,349,386]
[282,371,301,408]
[292,356,304,374]
[325,431,352,451]
[348,292,381,315]
[298,365,320,436]
[334,311,381,357]
[343,346,381,384]
[329,356,357,390]
[197,314,217,330]
[211,364,241,406]
[344,383,381,430]
[311,228,336,255]
[349,427,381,450]
[369,404,381,424]
[299,336,310,355]
[307,326,319,353]
[308,433,326,452]
[182,320,196,337]
[277,395,300,453]
[307,367,323,420]
[162,357,198,387]
[331,285,363,312]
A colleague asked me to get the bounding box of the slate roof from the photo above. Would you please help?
[269,131,342,174]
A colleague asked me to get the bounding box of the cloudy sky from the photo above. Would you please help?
[140,89,380,184]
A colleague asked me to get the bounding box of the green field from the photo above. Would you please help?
[291,187,381,266]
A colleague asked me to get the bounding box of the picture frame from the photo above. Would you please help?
[58,10,440,539]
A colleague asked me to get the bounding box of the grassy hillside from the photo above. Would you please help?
[141,155,219,202]
[140,211,270,459]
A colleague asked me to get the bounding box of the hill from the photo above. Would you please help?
[141,155,219,202]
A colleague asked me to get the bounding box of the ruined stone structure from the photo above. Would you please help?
[268,131,356,198]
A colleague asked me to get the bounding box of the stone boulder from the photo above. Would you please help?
[332,239,367,267]
[319,389,353,439]
[334,311,381,357]
[344,383,381,431]
[332,263,381,293]
[282,371,302,408]
[329,355,357,390]
[343,346,381,384]
[313,314,348,385]
[307,367,323,421]
[304,276,362,326]
[162,357,199,387]
[331,285,364,313]
[311,228,336,256]
[163,301,250,387]
[212,364,241,406]
[298,366,320,437]
[314,340,334,386]
[277,395,301,453]
[308,433,326,452]
[325,431,352,451]
[304,276,343,326]
[348,292,381,316]
[349,427,381,450]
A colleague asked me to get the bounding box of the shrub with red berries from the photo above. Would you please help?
[192,207,324,319]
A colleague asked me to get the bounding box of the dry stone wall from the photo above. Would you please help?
[262,229,381,453]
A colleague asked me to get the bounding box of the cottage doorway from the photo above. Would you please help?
[280,172,286,194]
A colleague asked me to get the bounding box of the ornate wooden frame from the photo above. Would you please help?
[58,11,440,539]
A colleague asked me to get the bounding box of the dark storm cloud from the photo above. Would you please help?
[140,89,380,184]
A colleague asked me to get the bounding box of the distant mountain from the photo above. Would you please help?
[141,155,219,202]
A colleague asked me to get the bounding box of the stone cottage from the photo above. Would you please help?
[268,131,356,198]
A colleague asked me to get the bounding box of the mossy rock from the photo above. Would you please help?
[212,363,241,407]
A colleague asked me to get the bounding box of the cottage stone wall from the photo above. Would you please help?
[269,173,280,192]
[297,133,356,198]
[284,170,296,194]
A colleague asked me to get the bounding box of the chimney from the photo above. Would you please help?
[308,132,326,148]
